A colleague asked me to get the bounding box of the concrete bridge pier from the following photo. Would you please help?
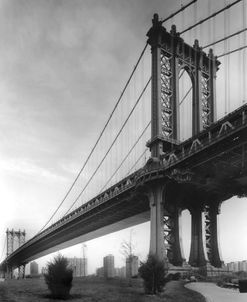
[204,203,223,268]
[148,183,165,261]
[189,205,207,267]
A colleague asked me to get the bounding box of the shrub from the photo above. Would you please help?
[138,254,166,294]
[239,279,247,293]
[172,272,181,281]
[44,254,73,299]
[164,273,174,283]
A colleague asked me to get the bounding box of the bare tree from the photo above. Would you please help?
[120,229,135,259]
[120,230,139,279]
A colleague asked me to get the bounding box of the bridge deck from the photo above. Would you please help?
[2,103,247,268]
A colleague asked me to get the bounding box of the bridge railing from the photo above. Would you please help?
[5,104,247,264]
[162,103,247,169]
[4,169,142,261]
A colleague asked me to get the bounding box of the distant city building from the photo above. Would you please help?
[103,254,115,278]
[41,267,47,275]
[239,260,247,272]
[227,260,247,272]
[126,255,139,278]
[68,257,87,277]
[30,261,39,276]
[96,267,104,278]
[115,266,126,278]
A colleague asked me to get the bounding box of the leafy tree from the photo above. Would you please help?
[138,254,166,294]
[44,254,73,299]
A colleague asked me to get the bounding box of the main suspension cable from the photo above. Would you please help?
[180,0,242,35]
[37,43,148,234]
[218,45,247,58]
[161,0,198,24]
[126,149,148,176]
[38,1,245,233]
[203,28,247,49]
[99,121,151,193]
[63,78,152,216]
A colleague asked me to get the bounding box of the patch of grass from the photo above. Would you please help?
[0,277,206,302]
[163,281,206,302]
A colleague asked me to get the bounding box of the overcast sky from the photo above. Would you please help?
[0,0,247,274]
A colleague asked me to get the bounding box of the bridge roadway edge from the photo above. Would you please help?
[2,103,247,271]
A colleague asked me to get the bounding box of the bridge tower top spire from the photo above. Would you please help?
[146,13,220,159]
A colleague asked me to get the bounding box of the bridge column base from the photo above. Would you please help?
[6,266,13,279]
[18,265,25,279]
[149,184,165,261]
[164,206,185,266]
[204,203,224,268]
[189,205,207,267]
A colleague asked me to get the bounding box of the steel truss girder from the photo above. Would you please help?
[160,51,173,138]
[204,203,223,268]
[163,206,185,266]
[201,72,211,129]
[18,264,25,279]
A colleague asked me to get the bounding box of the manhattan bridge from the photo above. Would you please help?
[1,0,247,279]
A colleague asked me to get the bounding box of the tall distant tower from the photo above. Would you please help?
[126,256,139,278]
[68,257,88,277]
[82,244,87,276]
[30,261,39,276]
[103,254,115,278]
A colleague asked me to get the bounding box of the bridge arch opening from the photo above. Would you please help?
[218,196,247,264]
[181,209,191,261]
[178,68,193,141]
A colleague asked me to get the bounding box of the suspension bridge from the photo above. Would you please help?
[1,0,247,279]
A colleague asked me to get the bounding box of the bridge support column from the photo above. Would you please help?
[164,206,185,266]
[189,206,207,267]
[204,203,223,268]
[6,265,13,279]
[149,184,165,261]
[18,264,25,279]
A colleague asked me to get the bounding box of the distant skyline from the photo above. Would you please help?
[0,0,247,275]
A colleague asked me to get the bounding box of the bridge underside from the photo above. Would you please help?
[18,211,150,264]
[3,105,247,273]
[4,141,247,270]
[5,194,150,268]
[161,125,247,268]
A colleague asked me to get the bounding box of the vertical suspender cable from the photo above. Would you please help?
[224,0,229,115]
[239,27,242,107]
[227,1,231,113]
[212,2,216,52]
[133,68,137,170]
[243,0,247,104]
[208,0,211,46]
[193,0,198,38]
[227,1,230,113]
